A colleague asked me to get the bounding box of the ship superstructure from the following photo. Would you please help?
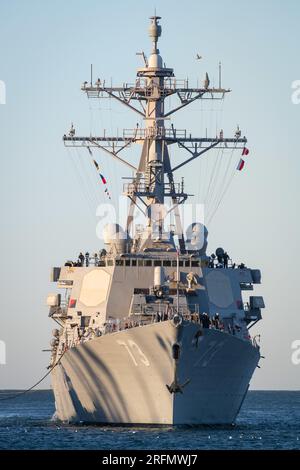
[47,16,265,424]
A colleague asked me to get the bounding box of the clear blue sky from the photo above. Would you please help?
[0,0,300,389]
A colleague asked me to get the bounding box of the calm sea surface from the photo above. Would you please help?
[0,391,299,450]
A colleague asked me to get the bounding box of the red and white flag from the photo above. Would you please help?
[237,158,245,171]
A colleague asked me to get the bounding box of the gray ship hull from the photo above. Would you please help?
[51,321,260,425]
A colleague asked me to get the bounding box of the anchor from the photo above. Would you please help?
[167,342,191,393]
[166,376,191,394]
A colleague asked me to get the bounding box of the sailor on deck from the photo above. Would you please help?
[209,254,216,268]
[78,252,84,266]
[223,252,229,268]
[201,312,211,329]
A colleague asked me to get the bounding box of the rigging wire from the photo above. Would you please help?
[75,146,100,210]
[203,98,225,205]
[200,101,216,201]
[205,146,225,212]
[208,144,236,214]
[196,97,225,206]
[197,97,204,200]
[207,162,237,225]
[191,93,236,226]
[93,95,119,208]
[67,147,97,220]
[108,96,119,206]
[206,144,238,224]
[204,146,223,207]
[87,101,111,207]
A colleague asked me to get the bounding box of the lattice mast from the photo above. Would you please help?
[63,16,247,251]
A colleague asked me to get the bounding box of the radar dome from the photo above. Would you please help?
[103,223,126,244]
[148,19,161,41]
[103,223,130,254]
[148,53,163,68]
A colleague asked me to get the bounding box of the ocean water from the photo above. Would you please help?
[0,390,299,450]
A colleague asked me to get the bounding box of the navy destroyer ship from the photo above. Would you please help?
[47,16,265,424]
